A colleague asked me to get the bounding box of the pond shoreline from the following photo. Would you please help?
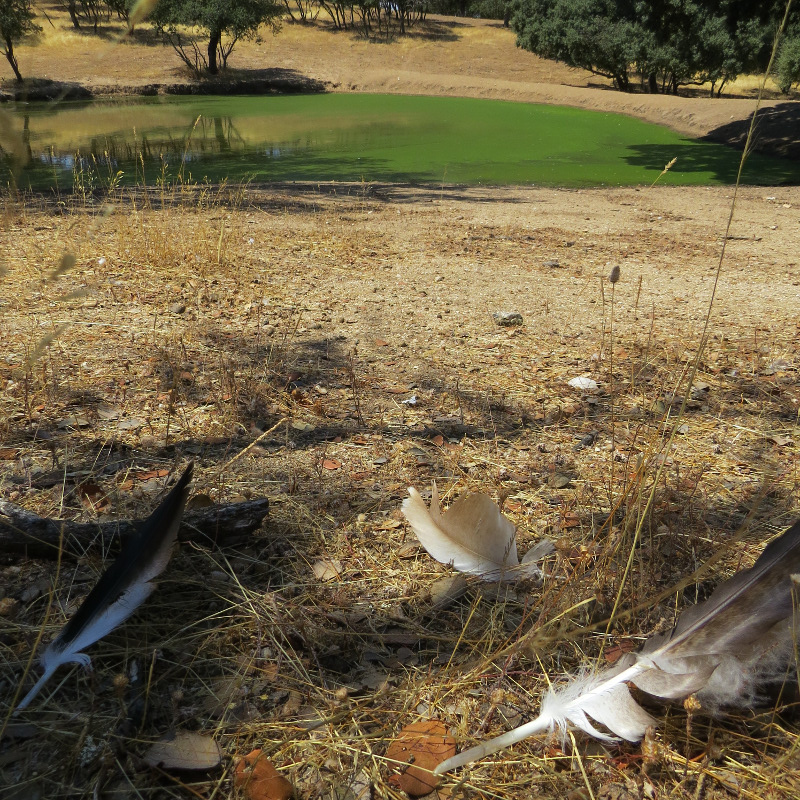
[0,75,330,104]
[3,73,800,163]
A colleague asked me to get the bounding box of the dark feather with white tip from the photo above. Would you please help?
[15,463,194,712]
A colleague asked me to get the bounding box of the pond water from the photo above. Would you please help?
[3,93,797,189]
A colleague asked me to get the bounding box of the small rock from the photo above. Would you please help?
[493,311,523,327]
[574,431,599,450]
[568,376,598,391]
[20,584,42,603]
[170,302,186,314]
[543,259,561,268]
[548,472,574,489]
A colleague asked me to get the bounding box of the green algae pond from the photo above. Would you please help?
[3,93,798,189]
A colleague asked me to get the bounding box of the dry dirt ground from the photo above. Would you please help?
[2,7,800,800]
[2,182,800,798]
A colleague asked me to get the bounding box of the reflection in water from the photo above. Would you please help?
[23,115,254,185]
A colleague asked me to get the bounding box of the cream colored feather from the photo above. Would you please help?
[402,483,549,581]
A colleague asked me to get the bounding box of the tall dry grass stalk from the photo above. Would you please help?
[603,0,795,652]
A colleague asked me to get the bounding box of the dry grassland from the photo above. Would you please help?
[2,180,800,799]
[2,6,800,800]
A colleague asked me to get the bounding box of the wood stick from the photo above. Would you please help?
[0,497,270,560]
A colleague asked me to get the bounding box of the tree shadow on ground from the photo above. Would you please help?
[702,102,800,162]
[70,22,164,46]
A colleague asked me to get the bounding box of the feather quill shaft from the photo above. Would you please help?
[15,463,194,712]
[436,519,800,773]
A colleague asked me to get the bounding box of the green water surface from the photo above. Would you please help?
[4,93,798,188]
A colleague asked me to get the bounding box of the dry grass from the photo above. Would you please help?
[1,175,799,798]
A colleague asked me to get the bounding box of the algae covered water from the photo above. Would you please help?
[4,93,797,188]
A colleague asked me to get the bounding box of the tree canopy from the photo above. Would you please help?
[511,0,798,95]
[150,0,283,74]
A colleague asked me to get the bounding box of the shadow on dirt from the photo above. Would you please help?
[703,102,800,161]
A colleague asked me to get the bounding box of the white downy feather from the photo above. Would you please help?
[436,519,800,773]
[402,483,549,582]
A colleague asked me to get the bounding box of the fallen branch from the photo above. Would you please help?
[0,497,270,560]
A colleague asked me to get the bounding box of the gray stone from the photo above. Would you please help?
[493,311,523,327]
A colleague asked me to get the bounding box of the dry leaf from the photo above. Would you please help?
[143,731,221,771]
[187,493,214,509]
[561,511,581,529]
[313,559,343,581]
[234,750,294,800]
[604,639,637,664]
[77,481,110,512]
[397,542,422,558]
[385,720,456,796]
[57,415,90,429]
[767,433,792,447]
[96,406,120,420]
[291,420,315,432]
[280,690,303,718]
[323,458,342,470]
[137,468,171,481]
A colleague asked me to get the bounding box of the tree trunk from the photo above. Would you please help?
[3,38,23,83]
[648,72,657,93]
[207,27,221,74]
[68,1,81,28]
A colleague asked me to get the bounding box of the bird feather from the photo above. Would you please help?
[402,484,549,582]
[15,463,194,712]
[436,519,800,773]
